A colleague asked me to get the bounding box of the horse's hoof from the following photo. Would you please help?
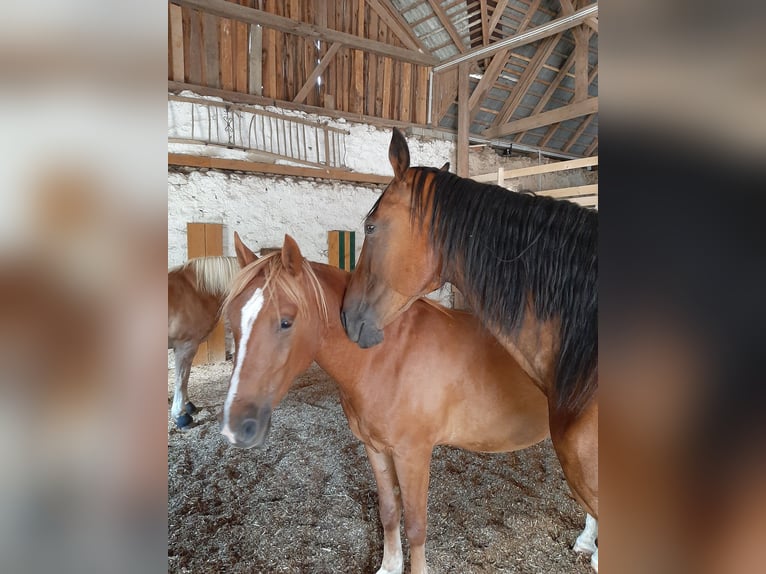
[184,401,197,415]
[175,413,193,428]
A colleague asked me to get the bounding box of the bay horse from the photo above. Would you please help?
[220,233,597,574]
[340,128,598,570]
[168,255,240,427]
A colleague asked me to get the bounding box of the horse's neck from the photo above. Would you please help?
[310,264,371,394]
[449,268,556,394]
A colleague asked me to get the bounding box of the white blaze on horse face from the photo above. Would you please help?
[221,287,264,444]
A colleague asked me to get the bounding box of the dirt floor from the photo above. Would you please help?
[168,359,593,573]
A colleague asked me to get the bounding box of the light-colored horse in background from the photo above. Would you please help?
[168,256,239,428]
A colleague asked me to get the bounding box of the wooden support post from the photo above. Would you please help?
[457,61,469,177]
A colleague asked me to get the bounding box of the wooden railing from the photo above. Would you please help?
[471,155,598,208]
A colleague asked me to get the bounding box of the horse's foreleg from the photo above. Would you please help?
[171,341,198,427]
[393,448,432,574]
[365,446,403,574]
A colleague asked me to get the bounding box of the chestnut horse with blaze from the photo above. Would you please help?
[341,129,598,569]
[220,233,597,574]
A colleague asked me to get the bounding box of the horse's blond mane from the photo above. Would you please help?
[224,252,329,324]
[172,256,240,297]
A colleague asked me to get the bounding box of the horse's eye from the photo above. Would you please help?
[365,224,376,235]
[280,318,293,330]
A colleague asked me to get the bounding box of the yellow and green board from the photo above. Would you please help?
[327,230,356,271]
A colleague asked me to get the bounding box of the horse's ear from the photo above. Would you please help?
[234,231,258,268]
[439,161,450,172]
[389,128,410,181]
[281,234,304,277]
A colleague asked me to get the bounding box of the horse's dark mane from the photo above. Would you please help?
[410,168,598,413]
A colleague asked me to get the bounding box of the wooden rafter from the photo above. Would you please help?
[457,61,470,176]
[293,42,341,103]
[171,0,438,66]
[483,96,598,138]
[514,49,575,142]
[573,25,592,102]
[562,113,594,152]
[584,137,598,156]
[365,0,429,54]
[490,32,562,128]
[479,0,489,46]
[466,0,542,124]
[487,0,510,38]
[433,3,596,71]
[584,16,598,33]
[427,0,466,53]
[467,48,511,123]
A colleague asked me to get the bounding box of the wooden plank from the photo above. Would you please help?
[274,1,284,101]
[490,33,561,127]
[365,0,427,53]
[235,0,249,92]
[432,67,458,126]
[294,42,341,103]
[174,0,439,66]
[188,9,203,85]
[479,0,489,45]
[263,20,276,97]
[182,6,191,82]
[537,184,598,199]
[400,62,412,122]
[427,0,465,53]
[170,4,185,82]
[573,25,590,102]
[457,62,470,177]
[382,57,393,118]
[483,97,598,138]
[415,65,428,124]
[187,222,206,259]
[467,48,510,123]
[366,9,379,117]
[472,155,598,181]
[249,22,262,95]
[202,13,221,88]
[486,0,510,39]
[169,153,392,184]
[219,17,234,90]
[434,3,597,72]
[327,231,340,267]
[204,222,223,256]
[352,0,365,114]
[169,80,437,130]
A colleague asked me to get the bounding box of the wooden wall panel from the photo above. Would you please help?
[168,0,435,126]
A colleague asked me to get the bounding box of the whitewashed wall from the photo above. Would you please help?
[168,95,455,305]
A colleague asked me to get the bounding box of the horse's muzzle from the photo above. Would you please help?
[340,307,384,349]
[221,403,272,449]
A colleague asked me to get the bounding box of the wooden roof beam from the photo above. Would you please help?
[584,137,598,156]
[434,2,596,71]
[487,0,510,38]
[490,32,562,128]
[483,96,598,138]
[427,0,466,53]
[171,0,438,67]
[365,0,429,54]
[466,0,543,124]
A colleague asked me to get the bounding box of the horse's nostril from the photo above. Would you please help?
[241,418,258,441]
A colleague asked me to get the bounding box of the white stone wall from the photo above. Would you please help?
[168,93,455,307]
